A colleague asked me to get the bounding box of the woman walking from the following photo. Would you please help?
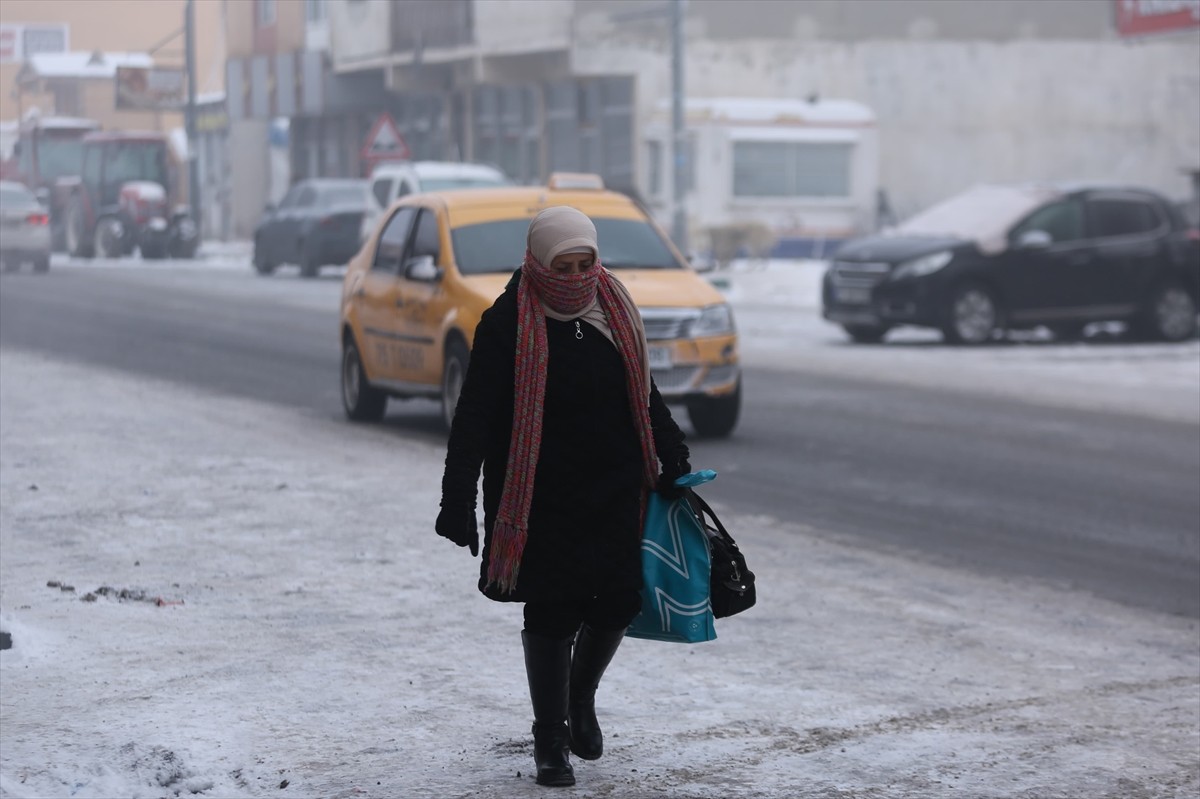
[436,205,691,787]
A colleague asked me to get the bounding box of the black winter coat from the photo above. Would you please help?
[440,270,689,603]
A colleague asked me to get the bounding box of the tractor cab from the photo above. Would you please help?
[63,132,198,260]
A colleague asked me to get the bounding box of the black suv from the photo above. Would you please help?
[822,184,1200,344]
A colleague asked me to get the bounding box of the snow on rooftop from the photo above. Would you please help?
[26,51,154,79]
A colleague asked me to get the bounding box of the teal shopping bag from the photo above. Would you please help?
[627,470,719,643]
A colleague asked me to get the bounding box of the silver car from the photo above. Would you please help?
[1,180,52,273]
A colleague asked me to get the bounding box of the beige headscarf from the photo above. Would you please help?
[524,206,650,388]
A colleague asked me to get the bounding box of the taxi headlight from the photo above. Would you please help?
[691,303,735,337]
[892,250,952,280]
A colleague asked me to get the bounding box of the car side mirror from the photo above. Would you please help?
[405,254,441,281]
[34,187,50,206]
[1015,229,1052,250]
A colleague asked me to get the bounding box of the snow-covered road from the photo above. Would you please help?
[1,345,1197,799]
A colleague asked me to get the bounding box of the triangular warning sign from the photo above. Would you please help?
[361,113,410,162]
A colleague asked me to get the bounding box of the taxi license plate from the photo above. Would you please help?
[835,286,872,305]
[647,346,673,369]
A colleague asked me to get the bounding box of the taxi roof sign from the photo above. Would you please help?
[361,113,410,164]
[547,172,604,191]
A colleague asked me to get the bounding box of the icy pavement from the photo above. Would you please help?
[1,349,1197,799]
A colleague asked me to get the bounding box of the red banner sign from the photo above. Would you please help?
[1115,0,1200,37]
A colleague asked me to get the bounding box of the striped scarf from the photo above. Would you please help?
[485,250,659,593]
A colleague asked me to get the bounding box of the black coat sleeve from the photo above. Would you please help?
[648,378,690,477]
[439,295,515,511]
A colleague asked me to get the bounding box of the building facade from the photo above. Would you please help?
[320,0,1199,256]
[0,0,224,130]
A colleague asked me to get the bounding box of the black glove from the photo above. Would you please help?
[656,456,692,500]
[436,506,479,556]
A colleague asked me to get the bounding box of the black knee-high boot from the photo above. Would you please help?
[568,625,626,760]
[522,630,576,787]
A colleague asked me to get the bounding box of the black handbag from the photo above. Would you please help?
[685,490,756,618]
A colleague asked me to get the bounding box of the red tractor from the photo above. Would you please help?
[60,131,199,260]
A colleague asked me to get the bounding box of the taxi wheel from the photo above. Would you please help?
[686,379,741,438]
[441,340,470,432]
[342,336,387,422]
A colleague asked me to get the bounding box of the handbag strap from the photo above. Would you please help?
[684,489,739,550]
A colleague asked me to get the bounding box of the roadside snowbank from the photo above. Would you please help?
[1,349,1197,799]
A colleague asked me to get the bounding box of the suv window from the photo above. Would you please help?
[410,209,440,261]
[1011,200,1086,244]
[373,207,415,272]
[371,178,391,208]
[1089,198,1162,238]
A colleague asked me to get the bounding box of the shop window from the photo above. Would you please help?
[257,0,276,26]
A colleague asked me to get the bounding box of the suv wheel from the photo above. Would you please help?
[442,340,470,432]
[299,241,320,278]
[686,379,741,438]
[253,236,276,275]
[943,284,1000,345]
[842,324,890,344]
[1140,282,1197,342]
[342,336,387,421]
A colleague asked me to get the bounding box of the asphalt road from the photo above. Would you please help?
[2,264,1197,618]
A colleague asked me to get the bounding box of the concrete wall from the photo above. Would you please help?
[328,0,392,69]
[473,0,572,54]
[227,118,269,240]
[572,19,1200,219]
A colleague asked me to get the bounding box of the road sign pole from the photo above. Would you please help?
[185,0,201,232]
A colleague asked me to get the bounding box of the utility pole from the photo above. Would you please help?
[184,0,201,231]
[670,0,688,257]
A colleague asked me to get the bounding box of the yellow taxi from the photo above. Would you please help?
[339,173,741,436]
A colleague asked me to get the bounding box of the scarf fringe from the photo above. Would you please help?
[485,519,526,593]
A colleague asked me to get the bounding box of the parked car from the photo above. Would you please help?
[359,160,510,242]
[254,179,369,277]
[0,180,51,272]
[340,173,741,436]
[822,183,1200,344]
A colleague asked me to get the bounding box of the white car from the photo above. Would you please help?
[359,160,510,242]
[0,180,51,272]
